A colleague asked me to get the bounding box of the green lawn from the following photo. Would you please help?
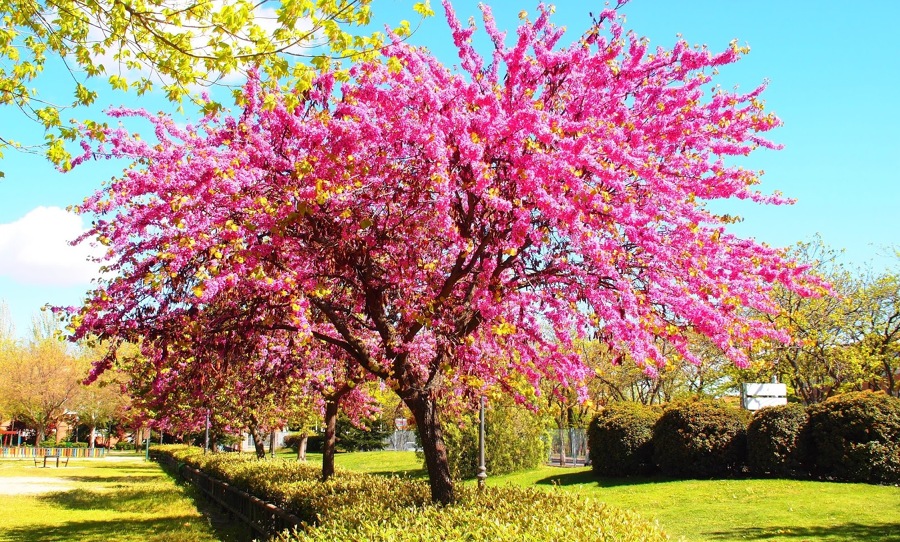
[0,452,248,542]
[289,450,900,542]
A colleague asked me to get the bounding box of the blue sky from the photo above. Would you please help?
[1,0,898,337]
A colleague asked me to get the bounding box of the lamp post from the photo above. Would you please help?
[204,410,210,454]
[476,396,487,490]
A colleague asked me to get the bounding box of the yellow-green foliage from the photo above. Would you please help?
[441,402,550,479]
[154,445,668,541]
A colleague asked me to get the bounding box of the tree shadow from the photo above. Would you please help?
[36,470,254,542]
[59,473,164,484]
[40,488,187,513]
[0,515,212,542]
[706,522,900,542]
[152,462,256,541]
[534,470,672,488]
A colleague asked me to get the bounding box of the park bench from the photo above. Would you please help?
[33,450,70,468]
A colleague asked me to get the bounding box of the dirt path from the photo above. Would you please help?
[0,476,75,495]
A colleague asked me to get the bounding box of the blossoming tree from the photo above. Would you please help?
[68,1,818,503]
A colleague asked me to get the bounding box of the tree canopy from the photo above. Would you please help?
[0,0,427,169]
[66,1,818,503]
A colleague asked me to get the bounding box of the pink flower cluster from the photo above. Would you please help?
[68,1,817,435]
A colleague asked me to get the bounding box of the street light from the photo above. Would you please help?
[204,410,210,454]
[476,396,487,489]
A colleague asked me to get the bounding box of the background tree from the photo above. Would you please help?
[849,267,900,396]
[0,0,426,169]
[68,2,819,503]
[73,373,128,449]
[586,334,732,406]
[0,314,87,443]
[742,239,897,403]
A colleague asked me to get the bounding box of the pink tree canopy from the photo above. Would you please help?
[68,1,818,502]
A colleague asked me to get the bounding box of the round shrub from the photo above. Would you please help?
[588,402,660,476]
[652,399,749,477]
[441,402,549,479]
[746,403,808,477]
[805,391,900,484]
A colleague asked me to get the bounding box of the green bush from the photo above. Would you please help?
[588,402,660,476]
[746,403,808,477]
[440,402,549,479]
[114,441,134,451]
[652,399,749,477]
[805,391,900,484]
[153,445,668,542]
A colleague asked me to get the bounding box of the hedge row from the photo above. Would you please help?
[154,445,668,541]
[588,391,900,484]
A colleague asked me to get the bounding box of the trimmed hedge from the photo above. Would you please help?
[154,445,668,541]
[39,440,88,448]
[652,399,749,477]
[282,485,668,542]
[746,403,808,477]
[588,402,660,476]
[805,391,900,484]
[441,402,549,479]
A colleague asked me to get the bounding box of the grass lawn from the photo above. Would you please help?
[0,452,248,542]
[289,450,900,542]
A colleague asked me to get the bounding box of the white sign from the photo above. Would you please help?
[742,383,787,411]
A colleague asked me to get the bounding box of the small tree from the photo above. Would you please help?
[441,399,550,479]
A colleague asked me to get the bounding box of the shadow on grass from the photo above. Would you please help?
[40,488,189,514]
[0,515,211,542]
[706,522,900,542]
[155,459,256,542]
[534,470,669,488]
[34,464,254,542]
[60,474,164,485]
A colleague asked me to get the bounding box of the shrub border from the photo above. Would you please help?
[153,451,301,537]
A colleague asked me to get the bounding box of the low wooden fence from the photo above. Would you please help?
[0,446,108,458]
[154,453,302,538]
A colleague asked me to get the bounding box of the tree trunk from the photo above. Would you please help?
[90,424,97,451]
[322,399,339,481]
[403,390,454,505]
[248,424,266,459]
[297,431,308,462]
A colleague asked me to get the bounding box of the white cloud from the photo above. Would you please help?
[0,207,103,286]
